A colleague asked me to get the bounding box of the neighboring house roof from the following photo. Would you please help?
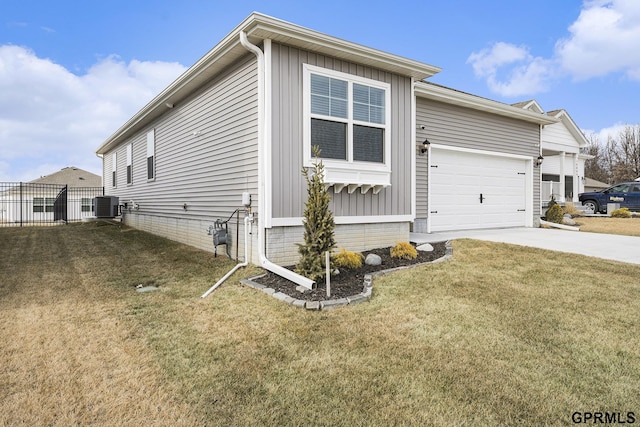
[511,100,544,114]
[416,82,558,125]
[515,101,589,148]
[29,167,102,187]
[584,177,609,189]
[96,12,442,155]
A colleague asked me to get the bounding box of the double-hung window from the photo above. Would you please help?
[111,152,117,187]
[303,64,391,192]
[126,144,132,185]
[146,129,155,181]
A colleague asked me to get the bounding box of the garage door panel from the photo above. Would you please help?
[430,149,527,232]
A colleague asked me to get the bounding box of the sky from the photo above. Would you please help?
[1,0,639,182]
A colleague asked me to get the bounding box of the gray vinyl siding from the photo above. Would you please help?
[103,54,259,221]
[416,98,541,218]
[270,43,413,219]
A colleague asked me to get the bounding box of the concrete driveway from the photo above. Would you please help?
[410,228,640,265]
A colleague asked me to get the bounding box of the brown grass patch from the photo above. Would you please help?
[575,216,640,237]
[2,224,639,425]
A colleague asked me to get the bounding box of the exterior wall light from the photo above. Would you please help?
[534,155,544,167]
[421,138,431,154]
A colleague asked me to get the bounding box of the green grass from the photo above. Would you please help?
[1,222,639,426]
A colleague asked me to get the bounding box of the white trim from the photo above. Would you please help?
[429,143,532,161]
[411,78,417,222]
[414,82,558,126]
[271,214,413,227]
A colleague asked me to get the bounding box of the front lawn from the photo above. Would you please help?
[576,216,640,237]
[1,222,639,426]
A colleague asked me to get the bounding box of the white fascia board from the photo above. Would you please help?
[271,215,413,227]
[415,82,558,126]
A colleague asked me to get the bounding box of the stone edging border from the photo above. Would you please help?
[240,240,453,311]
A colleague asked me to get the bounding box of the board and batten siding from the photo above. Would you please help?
[103,54,260,256]
[415,98,542,219]
[269,43,413,220]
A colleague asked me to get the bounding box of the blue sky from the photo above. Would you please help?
[1,0,639,182]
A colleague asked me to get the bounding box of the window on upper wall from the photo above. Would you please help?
[126,144,132,185]
[146,129,155,181]
[303,64,391,191]
[111,152,117,187]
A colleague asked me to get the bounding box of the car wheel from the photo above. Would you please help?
[582,200,598,214]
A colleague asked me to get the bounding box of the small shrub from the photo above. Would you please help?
[547,195,558,209]
[390,242,418,260]
[546,203,565,224]
[333,248,363,269]
[611,207,632,218]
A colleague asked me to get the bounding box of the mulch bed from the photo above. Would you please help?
[252,241,447,301]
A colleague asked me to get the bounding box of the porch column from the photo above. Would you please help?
[559,151,566,202]
[572,153,580,202]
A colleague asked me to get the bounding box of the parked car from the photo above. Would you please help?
[578,181,640,213]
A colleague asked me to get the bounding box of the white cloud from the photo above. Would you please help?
[468,0,640,96]
[556,0,640,80]
[583,122,631,143]
[0,45,186,182]
[467,42,555,97]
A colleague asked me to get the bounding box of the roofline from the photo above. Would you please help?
[96,12,441,155]
[547,109,589,147]
[415,82,558,126]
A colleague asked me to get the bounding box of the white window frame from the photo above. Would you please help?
[146,129,155,181]
[111,152,117,188]
[303,64,391,191]
[126,143,132,185]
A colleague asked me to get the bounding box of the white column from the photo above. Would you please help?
[559,151,566,203]
[572,153,579,202]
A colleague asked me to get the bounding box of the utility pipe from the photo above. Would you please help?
[201,215,250,298]
[239,30,315,290]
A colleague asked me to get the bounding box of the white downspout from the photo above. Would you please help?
[239,31,315,290]
[201,215,250,298]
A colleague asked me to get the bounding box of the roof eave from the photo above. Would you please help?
[415,82,558,126]
[96,12,441,155]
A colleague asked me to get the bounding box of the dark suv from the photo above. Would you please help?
[579,181,640,213]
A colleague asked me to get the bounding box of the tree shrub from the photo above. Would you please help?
[390,242,418,260]
[333,248,363,269]
[295,147,336,282]
[545,203,565,224]
[611,207,632,218]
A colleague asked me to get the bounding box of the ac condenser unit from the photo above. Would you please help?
[93,196,120,218]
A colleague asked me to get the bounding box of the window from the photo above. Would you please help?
[146,129,155,180]
[81,198,91,212]
[111,152,117,187]
[33,197,54,213]
[126,144,132,184]
[303,64,391,190]
[33,197,44,213]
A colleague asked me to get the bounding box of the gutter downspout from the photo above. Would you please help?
[239,31,315,290]
[201,215,250,298]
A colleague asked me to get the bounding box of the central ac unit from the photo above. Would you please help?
[93,196,120,218]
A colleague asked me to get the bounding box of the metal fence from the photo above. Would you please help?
[0,182,104,227]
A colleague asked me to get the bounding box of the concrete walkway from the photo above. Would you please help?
[411,228,640,265]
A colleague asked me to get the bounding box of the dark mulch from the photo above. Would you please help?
[252,242,447,301]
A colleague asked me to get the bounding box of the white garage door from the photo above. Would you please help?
[430,148,528,232]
